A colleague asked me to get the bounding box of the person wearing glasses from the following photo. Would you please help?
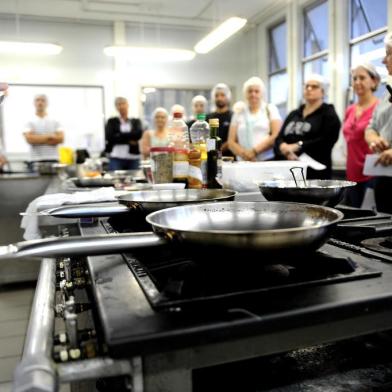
[364,32,392,213]
[0,83,8,169]
[343,62,380,208]
[274,74,341,179]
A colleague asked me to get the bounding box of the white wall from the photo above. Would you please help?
[0,15,255,121]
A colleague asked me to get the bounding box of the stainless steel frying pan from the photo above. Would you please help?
[1,202,343,262]
[258,180,356,207]
[41,189,237,218]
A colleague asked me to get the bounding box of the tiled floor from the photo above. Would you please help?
[0,283,35,391]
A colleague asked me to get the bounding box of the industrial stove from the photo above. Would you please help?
[13,203,392,392]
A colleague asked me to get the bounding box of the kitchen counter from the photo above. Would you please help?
[0,173,53,284]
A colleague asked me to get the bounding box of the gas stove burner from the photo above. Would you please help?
[361,237,392,255]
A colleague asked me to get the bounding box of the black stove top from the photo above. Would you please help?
[107,229,380,312]
[79,205,392,358]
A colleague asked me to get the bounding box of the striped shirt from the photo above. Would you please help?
[25,115,63,160]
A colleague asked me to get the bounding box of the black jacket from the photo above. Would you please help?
[105,117,143,155]
[274,103,341,179]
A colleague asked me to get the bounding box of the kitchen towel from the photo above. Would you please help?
[21,187,124,240]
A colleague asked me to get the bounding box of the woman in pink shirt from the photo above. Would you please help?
[343,62,380,207]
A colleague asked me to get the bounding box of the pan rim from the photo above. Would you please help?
[257,180,357,189]
[115,189,238,204]
[145,201,344,235]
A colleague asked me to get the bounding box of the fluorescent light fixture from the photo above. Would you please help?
[194,17,247,54]
[143,87,156,94]
[0,41,62,55]
[104,46,195,62]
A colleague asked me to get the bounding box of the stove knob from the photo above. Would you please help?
[53,349,68,363]
[69,348,81,360]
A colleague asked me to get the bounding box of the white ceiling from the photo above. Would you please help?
[0,0,283,29]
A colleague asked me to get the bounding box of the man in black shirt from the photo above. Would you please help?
[274,74,340,179]
[207,83,234,157]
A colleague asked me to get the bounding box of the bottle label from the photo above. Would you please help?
[207,139,216,152]
[173,161,189,178]
[188,165,203,182]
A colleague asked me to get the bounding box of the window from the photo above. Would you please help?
[302,1,329,95]
[268,21,288,117]
[349,0,387,99]
[142,87,211,128]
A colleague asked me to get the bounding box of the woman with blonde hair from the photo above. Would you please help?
[228,76,282,161]
[343,62,380,207]
[140,107,170,158]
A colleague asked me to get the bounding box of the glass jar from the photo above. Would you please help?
[81,158,102,178]
[150,147,174,184]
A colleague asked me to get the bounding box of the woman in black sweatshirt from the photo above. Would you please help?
[274,74,341,179]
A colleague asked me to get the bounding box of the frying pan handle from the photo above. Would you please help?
[0,232,164,260]
[39,203,130,218]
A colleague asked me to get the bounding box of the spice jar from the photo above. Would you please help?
[150,147,174,183]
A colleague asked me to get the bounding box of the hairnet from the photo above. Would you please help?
[191,95,208,107]
[152,107,168,118]
[304,73,329,92]
[384,32,392,48]
[351,61,381,90]
[242,76,266,97]
[211,83,232,102]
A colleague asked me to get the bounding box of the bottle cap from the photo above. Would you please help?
[196,113,206,121]
[209,118,219,127]
[173,112,183,118]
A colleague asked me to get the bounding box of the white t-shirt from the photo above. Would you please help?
[231,103,281,161]
[110,119,139,160]
[25,115,63,160]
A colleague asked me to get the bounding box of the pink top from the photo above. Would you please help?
[343,101,378,182]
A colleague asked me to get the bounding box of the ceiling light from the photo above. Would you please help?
[104,46,195,62]
[143,87,156,94]
[0,41,62,55]
[194,17,247,54]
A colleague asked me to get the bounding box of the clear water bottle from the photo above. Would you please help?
[168,111,189,185]
[190,113,209,187]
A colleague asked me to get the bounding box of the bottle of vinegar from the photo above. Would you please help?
[207,118,222,189]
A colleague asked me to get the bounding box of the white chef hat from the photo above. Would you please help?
[304,73,329,92]
[211,83,232,102]
[242,76,266,97]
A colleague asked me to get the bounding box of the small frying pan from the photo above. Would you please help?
[1,202,343,262]
[41,189,237,218]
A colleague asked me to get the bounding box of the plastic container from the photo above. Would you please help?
[190,113,209,187]
[168,112,189,185]
[221,161,308,192]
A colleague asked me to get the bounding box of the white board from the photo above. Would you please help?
[1,84,105,155]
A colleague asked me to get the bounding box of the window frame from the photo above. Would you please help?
[348,0,388,102]
[268,19,288,114]
[301,0,329,96]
